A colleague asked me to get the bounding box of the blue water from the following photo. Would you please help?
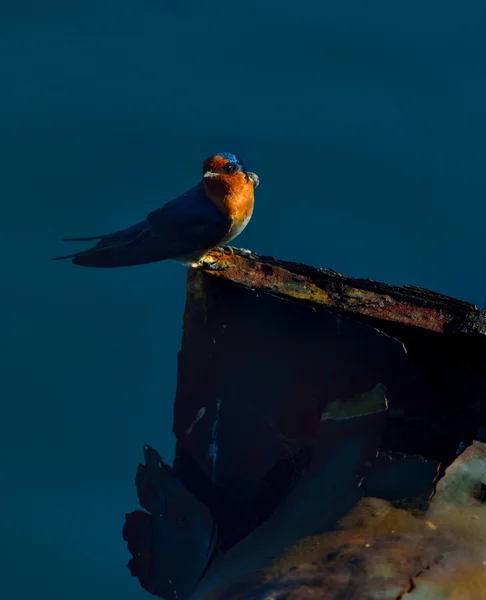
[1,1,486,598]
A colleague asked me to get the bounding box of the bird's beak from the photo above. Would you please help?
[203,170,218,179]
[248,172,260,188]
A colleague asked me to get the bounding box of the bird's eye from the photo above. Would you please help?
[223,162,238,173]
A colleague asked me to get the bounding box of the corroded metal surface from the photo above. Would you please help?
[197,440,486,600]
[200,247,483,335]
[124,441,486,600]
[176,266,429,546]
[124,248,486,600]
[192,389,388,598]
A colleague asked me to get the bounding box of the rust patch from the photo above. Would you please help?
[200,248,479,334]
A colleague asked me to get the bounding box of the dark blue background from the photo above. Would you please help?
[2,1,485,598]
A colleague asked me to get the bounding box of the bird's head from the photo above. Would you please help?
[202,152,259,218]
[202,152,259,189]
[203,151,245,178]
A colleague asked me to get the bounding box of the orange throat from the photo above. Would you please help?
[204,172,255,226]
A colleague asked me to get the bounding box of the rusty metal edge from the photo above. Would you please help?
[197,247,484,335]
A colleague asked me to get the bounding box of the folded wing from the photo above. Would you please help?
[51,185,232,268]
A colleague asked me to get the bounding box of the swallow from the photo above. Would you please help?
[52,152,259,267]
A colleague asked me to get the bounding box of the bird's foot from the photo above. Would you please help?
[211,246,234,256]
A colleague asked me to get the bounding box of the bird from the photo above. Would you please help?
[51,152,259,268]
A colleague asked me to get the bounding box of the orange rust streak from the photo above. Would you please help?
[347,536,367,544]
[200,250,455,333]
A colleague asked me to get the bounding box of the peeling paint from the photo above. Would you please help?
[321,383,388,421]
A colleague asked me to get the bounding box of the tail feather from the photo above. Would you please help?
[51,217,173,267]
[51,250,90,261]
[52,234,107,261]
[60,235,105,242]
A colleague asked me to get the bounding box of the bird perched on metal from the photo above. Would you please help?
[52,152,259,268]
